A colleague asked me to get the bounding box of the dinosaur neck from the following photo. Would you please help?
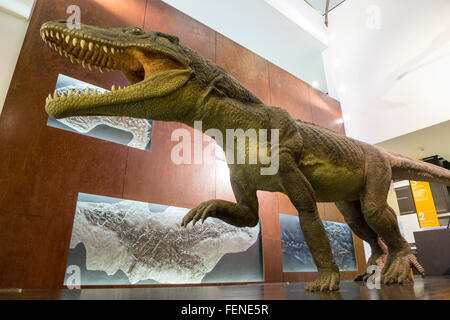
[182,87,266,132]
[141,81,268,153]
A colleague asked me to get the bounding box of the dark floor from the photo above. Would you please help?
[1,276,449,300]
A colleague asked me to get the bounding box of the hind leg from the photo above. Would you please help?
[360,158,424,284]
[279,152,339,291]
[335,201,387,281]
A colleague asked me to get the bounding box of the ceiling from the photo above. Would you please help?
[304,0,346,15]
[376,120,450,161]
[0,0,34,19]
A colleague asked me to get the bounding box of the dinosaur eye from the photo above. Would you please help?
[125,27,144,35]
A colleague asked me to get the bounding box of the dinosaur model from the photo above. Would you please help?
[40,21,450,291]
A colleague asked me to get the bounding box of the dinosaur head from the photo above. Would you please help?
[40,20,194,119]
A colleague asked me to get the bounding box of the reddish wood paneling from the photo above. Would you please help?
[145,0,216,61]
[268,62,313,121]
[310,88,345,135]
[0,0,356,289]
[123,122,216,209]
[215,34,271,104]
[0,0,145,289]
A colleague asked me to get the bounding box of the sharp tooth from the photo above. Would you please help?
[68,89,73,97]
[82,61,86,68]
[118,86,121,90]
[103,45,108,53]
[70,56,74,63]
[94,89,98,95]
[50,30,53,38]
[65,35,70,44]
[48,94,52,100]
[85,88,90,95]
[54,91,58,99]
[61,33,64,38]
[75,91,80,96]
[88,64,92,71]
[111,85,115,91]
[64,52,68,58]
[99,67,104,73]
[88,42,93,51]
[58,48,62,56]
[60,92,66,99]
[45,30,49,37]
[72,37,78,46]
[111,47,115,54]
[56,32,60,40]
[80,39,85,49]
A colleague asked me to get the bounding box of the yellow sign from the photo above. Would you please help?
[410,181,440,228]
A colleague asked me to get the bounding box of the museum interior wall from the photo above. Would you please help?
[0,0,365,289]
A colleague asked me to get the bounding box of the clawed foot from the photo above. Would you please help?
[305,269,340,292]
[381,249,425,285]
[181,200,218,227]
[354,238,388,282]
[354,250,387,282]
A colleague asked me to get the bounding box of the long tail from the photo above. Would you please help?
[388,151,450,186]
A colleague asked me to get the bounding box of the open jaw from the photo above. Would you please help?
[40,22,190,118]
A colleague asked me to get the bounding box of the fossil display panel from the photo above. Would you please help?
[64,193,263,285]
[280,214,357,272]
[47,74,153,150]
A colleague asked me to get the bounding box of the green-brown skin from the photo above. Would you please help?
[41,21,450,291]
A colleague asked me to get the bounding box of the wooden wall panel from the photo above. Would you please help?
[216,34,271,104]
[310,88,345,135]
[145,0,216,61]
[123,122,216,209]
[268,62,313,121]
[0,0,147,288]
[0,0,357,289]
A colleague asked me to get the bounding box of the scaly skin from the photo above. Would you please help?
[40,21,450,291]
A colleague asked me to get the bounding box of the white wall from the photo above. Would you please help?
[323,0,450,144]
[162,0,329,92]
[0,1,32,115]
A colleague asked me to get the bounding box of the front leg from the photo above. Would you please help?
[181,174,259,228]
[279,152,340,292]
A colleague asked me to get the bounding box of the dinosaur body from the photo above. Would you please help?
[40,21,450,291]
